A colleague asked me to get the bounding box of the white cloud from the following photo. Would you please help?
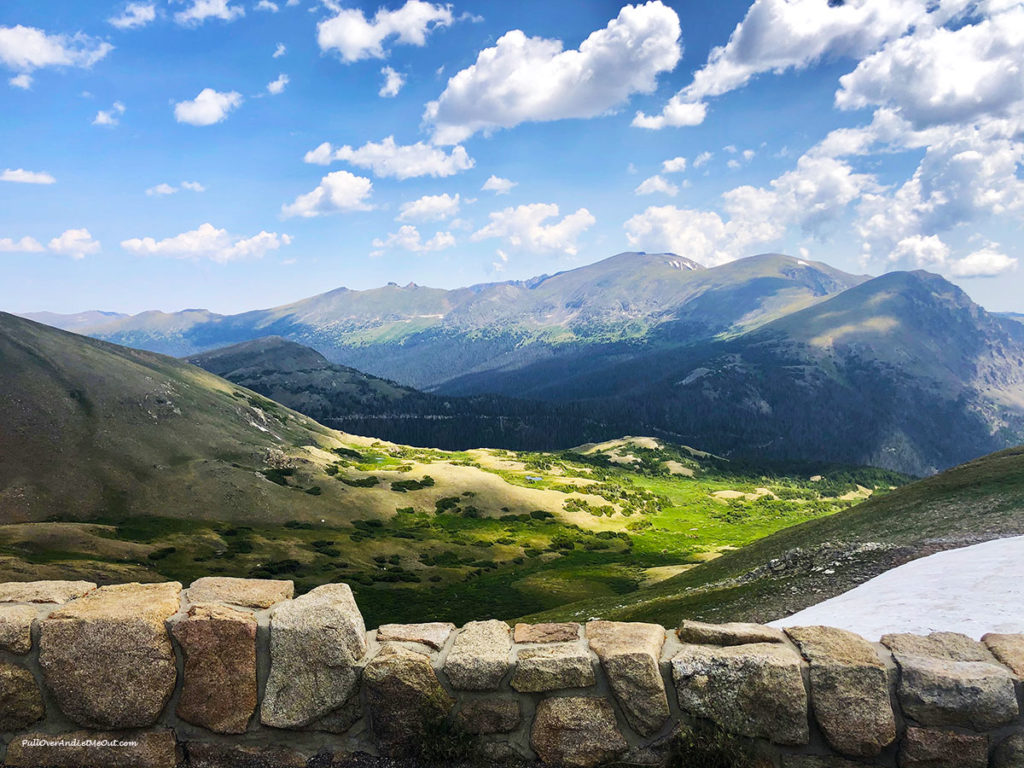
[307,136,474,179]
[9,73,32,89]
[267,73,289,95]
[48,228,100,260]
[397,192,460,222]
[949,246,1018,278]
[372,225,455,252]
[662,156,687,173]
[425,1,681,144]
[635,175,678,196]
[181,180,205,191]
[888,234,951,269]
[632,97,706,130]
[109,3,157,29]
[174,0,245,25]
[379,66,405,97]
[174,88,242,125]
[624,206,731,265]
[122,222,291,262]
[281,170,373,218]
[482,175,517,195]
[0,25,113,75]
[1,168,55,184]
[273,43,286,58]
[693,151,712,168]
[93,101,126,126]
[256,0,279,11]
[146,181,204,195]
[317,0,454,62]
[0,236,45,253]
[472,203,595,255]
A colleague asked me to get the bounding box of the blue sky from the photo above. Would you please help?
[2,0,1023,315]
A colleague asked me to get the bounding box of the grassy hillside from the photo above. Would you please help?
[0,314,903,626]
[520,444,1024,627]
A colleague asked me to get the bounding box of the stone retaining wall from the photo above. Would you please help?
[1,578,1022,767]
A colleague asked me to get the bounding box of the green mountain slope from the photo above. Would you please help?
[521,444,1024,627]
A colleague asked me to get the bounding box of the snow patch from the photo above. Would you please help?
[769,536,1024,640]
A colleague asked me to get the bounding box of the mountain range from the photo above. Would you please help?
[23,252,1024,475]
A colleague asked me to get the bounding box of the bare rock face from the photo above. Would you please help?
[455,697,522,735]
[0,604,39,654]
[993,732,1024,768]
[514,622,581,643]
[785,626,895,758]
[981,632,1024,676]
[0,581,95,604]
[376,622,455,650]
[530,696,627,768]
[261,583,366,730]
[895,653,1019,730]
[172,603,258,734]
[186,577,293,609]
[511,643,595,692]
[882,632,996,663]
[0,662,45,731]
[362,644,454,756]
[5,729,179,768]
[586,620,669,737]
[38,582,180,728]
[898,727,988,768]
[672,642,809,745]
[443,619,512,690]
[678,619,786,646]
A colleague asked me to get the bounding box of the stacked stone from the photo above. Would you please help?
[0,578,1022,768]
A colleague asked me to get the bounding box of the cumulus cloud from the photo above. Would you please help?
[425,1,681,144]
[662,156,687,173]
[9,73,31,89]
[472,203,595,255]
[317,0,453,62]
[624,206,733,265]
[379,66,405,97]
[93,101,126,126]
[949,246,1018,278]
[273,43,286,58]
[888,234,951,269]
[122,222,290,262]
[397,192,460,222]
[174,0,245,25]
[372,225,455,253]
[48,228,100,260]
[109,3,157,29]
[267,73,289,95]
[693,151,712,168]
[174,88,242,125]
[2,168,55,184]
[0,25,113,78]
[482,175,516,194]
[281,170,373,218]
[146,181,204,195]
[305,136,474,179]
[256,0,279,11]
[0,236,45,253]
[635,175,678,197]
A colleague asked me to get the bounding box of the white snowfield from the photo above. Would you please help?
[769,535,1024,640]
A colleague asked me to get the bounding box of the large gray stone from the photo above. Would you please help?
[0,580,95,604]
[678,619,785,646]
[895,652,1018,730]
[514,622,580,644]
[882,631,996,662]
[363,643,454,756]
[443,619,512,690]
[993,732,1024,768]
[261,583,366,729]
[672,641,809,745]
[456,697,522,735]
[587,620,669,737]
[785,625,895,757]
[172,603,257,734]
[186,577,293,609]
[0,604,39,654]
[376,622,455,650]
[5,729,179,768]
[982,632,1024,676]
[898,727,988,768]
[0,662,45,731]
[530,696,627,768]
[38,582,180,728]
[510,643,594,692]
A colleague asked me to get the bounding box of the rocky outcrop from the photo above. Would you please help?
[785,625,896,757]
[260,583,366,729]
[672,641,809,744]
[443,619,512,690]
[530,696,627,768]
[587,620,669,736]
[185,577,293,609]
[38,582,180,728]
